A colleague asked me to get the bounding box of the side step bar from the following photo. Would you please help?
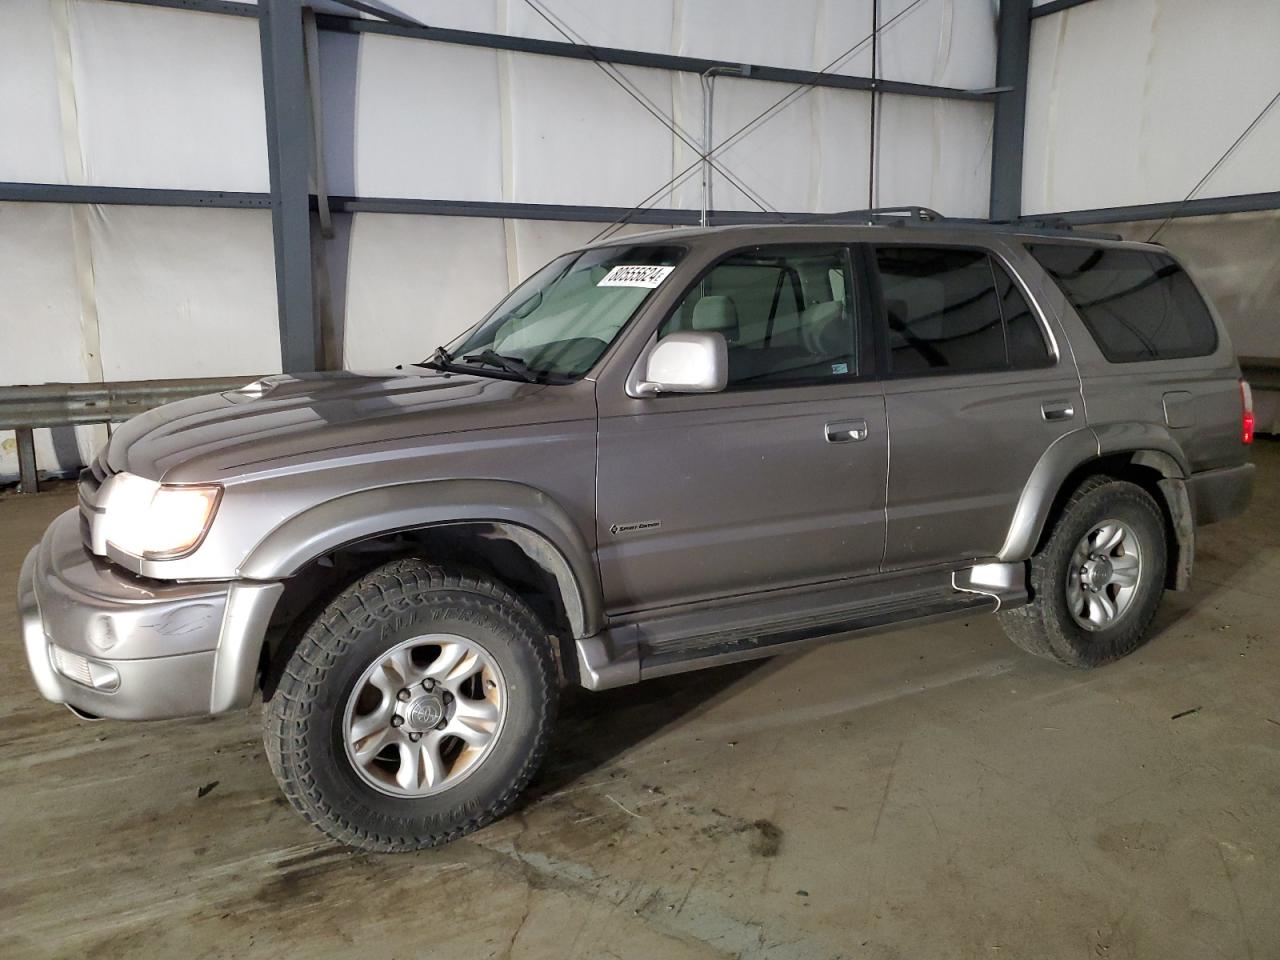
[574,582,1011,691]
[640,590,994,680]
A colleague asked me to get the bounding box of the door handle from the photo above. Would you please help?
[1041,400,1075,422]
[825,419,868,443]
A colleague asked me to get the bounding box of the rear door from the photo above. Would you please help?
[594,244,887,614]
[1026,242,1243,474]
[870,242,1085,569]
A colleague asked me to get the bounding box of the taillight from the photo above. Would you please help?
[1240,378,1254,444]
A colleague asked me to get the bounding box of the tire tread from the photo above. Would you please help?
[263,558,557,852]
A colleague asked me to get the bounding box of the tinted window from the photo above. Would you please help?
[876,247,1050,375]
[1029,244,1217,363]
[660,246,862,388]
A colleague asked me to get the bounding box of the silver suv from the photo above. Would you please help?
[18,218,1256,851]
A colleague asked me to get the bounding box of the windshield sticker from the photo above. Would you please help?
[597,265,675,288]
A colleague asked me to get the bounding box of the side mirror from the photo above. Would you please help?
[634,331,728,397]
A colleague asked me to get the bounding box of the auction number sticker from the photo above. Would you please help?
[597,265,675,288]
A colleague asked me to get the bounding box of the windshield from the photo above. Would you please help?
[447,244,685,379]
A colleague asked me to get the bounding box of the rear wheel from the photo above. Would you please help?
[263,558,558,852]
[998,476,1167,667]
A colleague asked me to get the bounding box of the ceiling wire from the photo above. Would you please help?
[520,0,778,217]
[588,0,934,242]
[1146,86,1280,242]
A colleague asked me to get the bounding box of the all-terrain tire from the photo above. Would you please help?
[263,558,558,852]
[997,476,1167,668]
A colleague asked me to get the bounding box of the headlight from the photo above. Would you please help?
[103,472,223,560]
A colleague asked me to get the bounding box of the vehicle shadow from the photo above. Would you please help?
[520,657,773,804]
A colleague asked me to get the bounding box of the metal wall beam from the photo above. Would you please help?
[1029,0,1103,20]
[0,182,269,207]
[13,182,1274,231]
[258,0,320,373]
[1027,191,1280,226]
[990,0,1031,221]
[103,0,260,15]
[101,0,994,103]
[0,185,953,226]
[313,14,996,103]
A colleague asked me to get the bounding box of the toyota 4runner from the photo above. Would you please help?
[18,216,1255,851]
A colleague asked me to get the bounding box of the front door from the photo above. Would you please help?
[595,244,887,614]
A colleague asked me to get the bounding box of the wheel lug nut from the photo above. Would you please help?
[442,692,453,703]
[436,719,447,730]
[391,715,404,727]
[397,689,411,702]
[422,678,435,691]
[408,732,422,742]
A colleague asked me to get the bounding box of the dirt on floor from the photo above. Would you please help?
[2,443,1278,960]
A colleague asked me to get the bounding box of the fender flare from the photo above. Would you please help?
[998,424,1190,562]
[239,479,603,638]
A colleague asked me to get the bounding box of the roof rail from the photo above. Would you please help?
[785,206,1123,240]
[800,205,945,225]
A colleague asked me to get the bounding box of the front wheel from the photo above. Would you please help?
[998,476,1168,668]
[263,558,558,852]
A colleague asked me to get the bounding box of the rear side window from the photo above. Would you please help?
[1028,244,1217,363]
[874,246,1052,375]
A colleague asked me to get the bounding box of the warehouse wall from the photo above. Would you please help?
[1,0,1001,479]
[1024,0,1280,362]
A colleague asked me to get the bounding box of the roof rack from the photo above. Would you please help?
[798,205,1121,240]
[799,205,945,224]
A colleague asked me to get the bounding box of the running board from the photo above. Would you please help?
[574,573,1011,691]
[639,590,993,680]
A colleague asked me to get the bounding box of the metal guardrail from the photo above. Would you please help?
[1,376,260,494]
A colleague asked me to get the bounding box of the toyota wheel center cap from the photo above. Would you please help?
[405,694,445,731]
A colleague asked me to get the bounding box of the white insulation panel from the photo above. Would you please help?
[342,214,510,370]
[1023,0,1280,214]
[506,56,677,207]
[876,95,993,218]
[384,0,995,89]
[88,206,281,380]
[349,36,504,201]
[67,0,269,191]
[328,5,995,217]
[0,0,66,184]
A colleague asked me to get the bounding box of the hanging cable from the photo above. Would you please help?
[588,0,934,242]
[1147,86,1280,242]
[868,0,879,210]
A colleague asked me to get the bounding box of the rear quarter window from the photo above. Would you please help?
[1028,244,1218,363]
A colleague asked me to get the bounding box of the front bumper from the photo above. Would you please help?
[18,509,281,720]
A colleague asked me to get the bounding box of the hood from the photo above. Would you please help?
[105,369,593,483]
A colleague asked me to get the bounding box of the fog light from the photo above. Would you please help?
[49,645,120,692]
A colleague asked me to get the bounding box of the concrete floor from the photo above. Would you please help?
[2,443,1277,960]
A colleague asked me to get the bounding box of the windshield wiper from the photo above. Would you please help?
[462,349,541,383]
[413,344,455,371]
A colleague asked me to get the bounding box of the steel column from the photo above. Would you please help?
[990,0,1032,221]
[258,0,320,373]
[15,428,39,494]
